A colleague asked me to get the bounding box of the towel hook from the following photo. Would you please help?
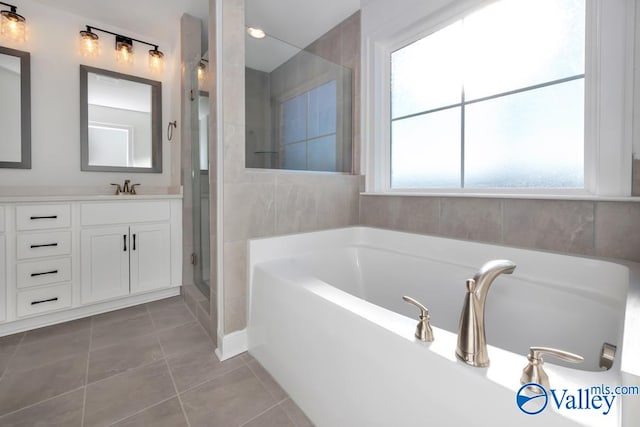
[167,121,178,141]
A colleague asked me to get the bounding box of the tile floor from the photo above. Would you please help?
[0,296,314,427]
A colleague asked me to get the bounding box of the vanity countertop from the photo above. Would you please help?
[0,194,183,203]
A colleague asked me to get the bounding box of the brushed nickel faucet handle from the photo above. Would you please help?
[110,183,122,195]
[130,184,141,195]
[402,296,434,342]
[521,346,583,392]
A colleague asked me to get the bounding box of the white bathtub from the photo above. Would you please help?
[247,227,640,426]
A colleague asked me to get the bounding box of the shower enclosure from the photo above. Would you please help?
[190,60,211,298]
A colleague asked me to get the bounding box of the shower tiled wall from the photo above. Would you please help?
[218,0,363,336]
[360,195,640,262]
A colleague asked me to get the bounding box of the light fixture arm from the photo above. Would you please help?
[0,2,18,12]
[85,25,160,51]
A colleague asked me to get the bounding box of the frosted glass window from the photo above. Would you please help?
[392,22,463,119]
[465,80,584,188]
[390,0,585,189]
[308,135,337,171]
[464,0,585,99]
[392,108,461,188]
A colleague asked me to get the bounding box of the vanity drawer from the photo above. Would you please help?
[17,231,72,260]
[17,257,72,289]
[17,284,72,318]
[0,207,4,232]
[81,201,171,226]
[16,205,71,231]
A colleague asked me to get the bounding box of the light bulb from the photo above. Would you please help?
[79,30,100,57]
[148,48,164,73]
[247,27,266,39]
[0,10,26,43]
[115,36,133,65]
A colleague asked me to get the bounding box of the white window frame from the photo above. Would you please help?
[361,0,636,197]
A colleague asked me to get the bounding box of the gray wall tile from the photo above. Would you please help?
[596,202,640,261]
[504,200,595,255]
[439,198,503,242]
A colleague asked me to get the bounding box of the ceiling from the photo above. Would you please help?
[245,0,360,49]
[245,0,360,73]
[33,0,360,69]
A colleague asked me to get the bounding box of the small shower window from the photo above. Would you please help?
[281,80,338,172]
[390,0,585,190]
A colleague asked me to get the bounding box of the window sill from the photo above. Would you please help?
[360,191,640,202]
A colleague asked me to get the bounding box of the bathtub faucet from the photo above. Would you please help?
[456,259,516,367]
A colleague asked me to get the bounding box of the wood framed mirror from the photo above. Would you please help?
[0,46,31,169]
[80,65,162,172]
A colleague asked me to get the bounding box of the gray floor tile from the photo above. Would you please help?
[111,397,188,427]
[92,304,149,329]
[280,399,314,427]
[240,352,256,364]
[0,355,87,416]
[180,365,276,427]
[87,334,164,383]
[91,313,155,350]
[167,344,244,392]
[242,405,295,427]
[84,361,176,427]
[149,303,195,332]
[145,296,185,313]
[0,388,84,427]
[247,360,288,402]
[22,317,91,344]
[156,322,212,357]
[5,330,90,374]
[0,333,24,377]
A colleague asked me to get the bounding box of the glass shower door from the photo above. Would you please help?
[191,63,211,298]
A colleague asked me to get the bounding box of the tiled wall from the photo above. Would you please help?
[305,12,361,174]
[218,0,363,335]
[360,195,640,262]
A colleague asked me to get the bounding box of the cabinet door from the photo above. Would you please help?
[81,226,130,304]
[0,235,5,322]
[129,223,171,293]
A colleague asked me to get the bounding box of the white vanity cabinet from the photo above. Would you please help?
[80,223,171,303]
[0,196,182,336]
[80,200,178,304]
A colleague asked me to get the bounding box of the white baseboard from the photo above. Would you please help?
[215,329,248,361]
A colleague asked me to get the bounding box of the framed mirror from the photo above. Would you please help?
[80,65,162,172]
[0,46,31,169]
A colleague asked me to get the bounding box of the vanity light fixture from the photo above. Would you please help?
[247,27,266,39]
[0,1,26,43]
[79,25,164,73]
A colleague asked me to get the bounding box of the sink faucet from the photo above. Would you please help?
[456,259,516,367]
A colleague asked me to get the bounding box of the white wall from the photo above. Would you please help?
[0,0,181,194]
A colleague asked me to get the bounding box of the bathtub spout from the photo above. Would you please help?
[456,260,516,367]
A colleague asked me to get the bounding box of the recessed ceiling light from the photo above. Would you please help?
[247,27,266,39]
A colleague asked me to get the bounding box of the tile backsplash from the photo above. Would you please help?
[360,195,640,262]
